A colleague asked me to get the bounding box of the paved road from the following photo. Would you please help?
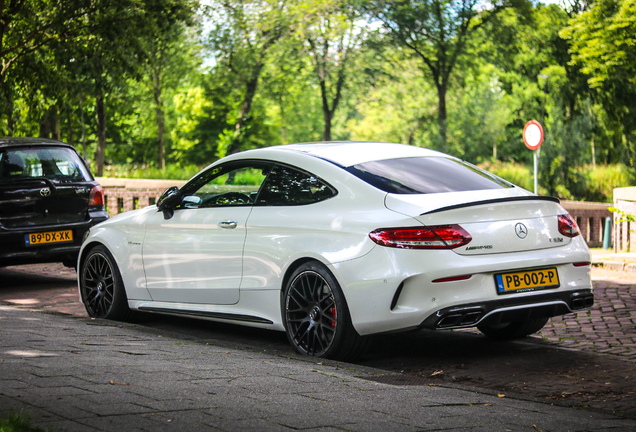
[1,263,635,426]
[4,305,636,432]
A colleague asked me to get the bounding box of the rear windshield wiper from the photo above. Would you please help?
[0,176,57,192]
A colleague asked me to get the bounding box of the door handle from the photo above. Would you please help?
[218,220,238,229]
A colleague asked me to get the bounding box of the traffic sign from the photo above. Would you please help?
[523,120,543,150]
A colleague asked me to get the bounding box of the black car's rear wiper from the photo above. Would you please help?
[0,176,57,192]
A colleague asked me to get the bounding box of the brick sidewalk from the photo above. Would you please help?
[542,267,635,361]
[2,263,636,419]
[363,267,636,419]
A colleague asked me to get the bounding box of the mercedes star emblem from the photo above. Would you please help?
[515,222,528,239]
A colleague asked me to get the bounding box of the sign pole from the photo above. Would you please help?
[523,120,544,195]
[534,150,538,194]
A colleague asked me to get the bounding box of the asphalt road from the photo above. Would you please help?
[1,263,634,419]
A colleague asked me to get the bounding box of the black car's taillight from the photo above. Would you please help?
[369,225,472,249]
[558,214,580,238]
[88,185,105,207]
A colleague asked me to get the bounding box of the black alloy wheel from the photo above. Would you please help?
[80,245,131,320]
[283,262,369,360]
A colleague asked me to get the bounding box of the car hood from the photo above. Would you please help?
[385,188,578,256]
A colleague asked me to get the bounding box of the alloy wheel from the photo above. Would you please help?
[285,270,337,356]
[81,252,115,318]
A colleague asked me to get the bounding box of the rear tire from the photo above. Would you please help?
[79,245,133,321]
[477,317,549,340]
[283,262,369,361]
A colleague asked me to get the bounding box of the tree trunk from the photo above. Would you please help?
[436,83,447,151]
[152,53,165,169]
[7,111,14,135]
[154,85,165,170]
[323,108,332,142]
[66,109,75,147]
[52,105,60,140]
[79,92,87,161]
[95,90,106,177]
[6,93,14,136]
[39,110,51,138]
[227,65,263,156]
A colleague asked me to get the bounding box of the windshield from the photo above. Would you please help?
[0,147,92,183]
[346,157,513,194]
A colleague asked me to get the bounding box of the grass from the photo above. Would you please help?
[0,413,48,432]
[100,163,204,181]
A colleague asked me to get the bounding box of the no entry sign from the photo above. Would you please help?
[523,120,544,151]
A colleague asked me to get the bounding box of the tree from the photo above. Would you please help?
[298,0,366,141]
[366,0,527,151]
[0,0,98,91]
[561,0,636,166]
[140,3,199,169]
[207,0,291,157]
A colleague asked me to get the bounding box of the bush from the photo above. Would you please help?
[581,164,635,203]
[479,161,534,192]
[480,162,633,202]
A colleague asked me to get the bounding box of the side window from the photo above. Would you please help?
[181,163,270,208]
[257,165,336,206]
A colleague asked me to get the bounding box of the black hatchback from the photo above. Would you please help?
[0,137,108,268]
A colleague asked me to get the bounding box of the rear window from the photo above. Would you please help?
[346,157,513,194]
[0,147,92,183]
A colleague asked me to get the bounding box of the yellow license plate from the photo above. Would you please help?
[25,230,73,246]
[495,268,560,294]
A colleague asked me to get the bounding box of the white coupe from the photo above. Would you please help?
[78,142,593,360]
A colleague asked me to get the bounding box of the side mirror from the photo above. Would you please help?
[157,186,182,219]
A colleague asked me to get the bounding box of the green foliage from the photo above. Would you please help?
[480,161,534,191]
[562,0,636,166]
[609,206,636,224]
[1,0,635,205]
[483,162,633,202]
[101,163,203,180]
[0,412,46,432]
[583,164,635,202]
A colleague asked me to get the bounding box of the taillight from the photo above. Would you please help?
[369,225,472,249]
[88,185,105,207]
[558,214,580,238]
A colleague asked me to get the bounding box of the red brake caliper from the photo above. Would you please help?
[330,307,337,328]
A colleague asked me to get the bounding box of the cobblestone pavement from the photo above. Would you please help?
[1,262,635,421]
[359,266,636,419]
[542,267,635,360]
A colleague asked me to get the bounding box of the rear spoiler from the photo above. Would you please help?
[421,196,561,216]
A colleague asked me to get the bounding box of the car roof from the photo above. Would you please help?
[263,142,447,167]
[0,137,73,149]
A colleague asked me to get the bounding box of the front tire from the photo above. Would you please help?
[283,262,369,361]
[80,245,132,321]
[477,317,549,340]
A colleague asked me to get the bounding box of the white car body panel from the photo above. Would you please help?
[83,207,153,301]
[334,236,591,335]
[78,142,593,345]
[142,206,251,305]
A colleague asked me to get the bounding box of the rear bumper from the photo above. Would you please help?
[0,210,108,267]
[419,288,594,330]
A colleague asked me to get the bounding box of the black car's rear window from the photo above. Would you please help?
[346,157,513,194]
[0,147,91,183]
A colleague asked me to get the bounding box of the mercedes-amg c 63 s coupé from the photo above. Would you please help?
[78,142,593,360]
